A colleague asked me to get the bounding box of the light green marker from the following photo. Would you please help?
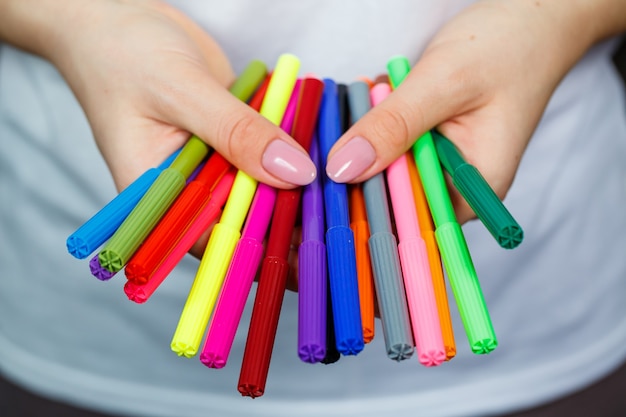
[387,56,497,354]
[98,60,268,273]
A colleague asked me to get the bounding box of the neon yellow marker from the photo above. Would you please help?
[171,54,300,357]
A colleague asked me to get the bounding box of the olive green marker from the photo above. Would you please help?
[97,60,268,273]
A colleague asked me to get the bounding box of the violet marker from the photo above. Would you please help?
[298,132,328,363]
[89,255,116,281]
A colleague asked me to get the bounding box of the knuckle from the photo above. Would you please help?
[216,111,261,162]
[369,106,416,152]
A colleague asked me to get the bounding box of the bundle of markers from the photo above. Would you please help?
[66,53,523,398]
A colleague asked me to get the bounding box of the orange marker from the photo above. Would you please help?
[406,153,456,360]
[349,183,375,343]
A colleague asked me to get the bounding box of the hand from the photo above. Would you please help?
[16,0,316,193]
[325,0,615,223]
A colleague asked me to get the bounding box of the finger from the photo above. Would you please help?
[325,56,484,184]
[161,69,317,189]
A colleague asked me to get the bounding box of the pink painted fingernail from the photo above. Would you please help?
[326,136,376,183]
[262,139,317,186]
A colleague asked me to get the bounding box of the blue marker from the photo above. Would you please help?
[317,78,363,355]
[66,150,180,259]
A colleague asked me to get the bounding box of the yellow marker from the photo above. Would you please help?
[171,54,300,357]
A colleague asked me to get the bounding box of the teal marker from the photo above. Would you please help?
[97,61,268,273]
[387,56,497,354]
[431,129,523,249]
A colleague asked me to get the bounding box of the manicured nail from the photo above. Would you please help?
[326,136,376,183]
[262,139,317,185]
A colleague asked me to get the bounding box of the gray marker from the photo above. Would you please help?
[347,81,414,361]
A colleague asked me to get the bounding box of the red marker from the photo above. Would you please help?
[124,152,231,285]
[237,77,324,398]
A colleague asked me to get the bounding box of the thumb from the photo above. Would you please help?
[167,68,316,189]
[326,58,476,183]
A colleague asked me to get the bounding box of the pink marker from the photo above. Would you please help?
[371,83,446,366]
[124,170,236,303]
[198,81,301,368]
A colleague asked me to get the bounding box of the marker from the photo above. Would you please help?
[89,255,116,281]
[170,54,300,358]
[198,78,302,369]
[372,82,445,365]
[431,129,523,249]
[342,82,376,345]
[297,132,328,363]
[123,170,236,303]
[97,136,210,273]
[317,78,363,356]
[124,152,231,285]
[236,77,323,397]
[387,56,497,354]
[348,183,375,343]
[66,149,180,259]
[406,154,456,360]
[96,60,268,274]
[350,80,414,361]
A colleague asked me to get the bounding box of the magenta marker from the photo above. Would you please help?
[372,83,446,366]
[198,81,301,368]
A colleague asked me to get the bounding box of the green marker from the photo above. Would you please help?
[431,129,523,249]
[98,60,268,273]
[387,56,497,354]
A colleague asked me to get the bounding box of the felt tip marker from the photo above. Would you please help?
[298,132,328,363]
[97,136,210,273]
[123,170,236,303]
[124,152,231,285]
[237,77,324,397]
[342,82,376,345]
[317,78,363,356]
[431,129,523,249]
[406,155,457,360]
[350,80,415,361]
[66,149,180,260]
[372,81,445,366]
[387,56,497,354]
[199,78,302,369]
[171,53,299,358]
[348,183,376,344]
[96,60,267,274]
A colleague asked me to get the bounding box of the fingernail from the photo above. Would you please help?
[326,136,376,183]
[262,139,317,185]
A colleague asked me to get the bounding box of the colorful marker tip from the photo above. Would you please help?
[298,345,326,364]
[89,255,116,281]
[418,350,448,367]
[472,339,498,355]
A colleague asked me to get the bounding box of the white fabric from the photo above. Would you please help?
[1,1,626,416]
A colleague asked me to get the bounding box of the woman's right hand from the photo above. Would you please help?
[1,0,317,193]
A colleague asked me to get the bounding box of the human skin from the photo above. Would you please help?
[325,0,626,222]
[1,0,625,245]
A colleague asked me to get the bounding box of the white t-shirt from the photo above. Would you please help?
[1,1,626,416]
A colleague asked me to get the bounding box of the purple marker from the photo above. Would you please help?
[89,255,116,281]
[298,133,327,363]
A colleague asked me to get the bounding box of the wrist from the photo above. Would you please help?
[0,0,89,62]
